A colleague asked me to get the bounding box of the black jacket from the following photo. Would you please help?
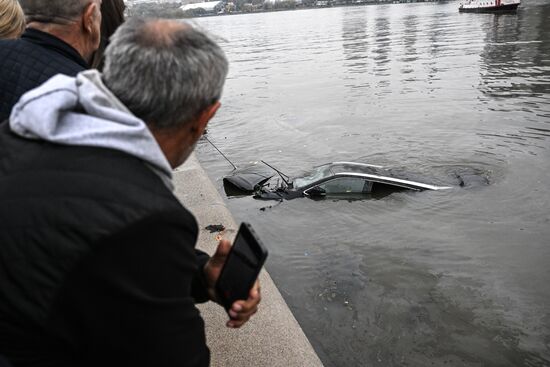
[0,29,88,122]
[0,122,211,367]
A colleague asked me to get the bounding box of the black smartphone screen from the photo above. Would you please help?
[216,223,268,311]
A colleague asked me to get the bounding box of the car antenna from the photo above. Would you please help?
[261,160,290,186]
[204,135,237,171]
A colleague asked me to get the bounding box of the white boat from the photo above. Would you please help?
[459,0,520,12]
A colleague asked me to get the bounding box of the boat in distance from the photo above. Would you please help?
[459,0,520,12]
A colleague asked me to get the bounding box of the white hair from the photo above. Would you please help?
[103,18,229,129]
[19,0,91,24]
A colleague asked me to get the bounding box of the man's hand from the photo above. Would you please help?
[203,239,262,328]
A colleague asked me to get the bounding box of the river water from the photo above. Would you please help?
[193,2,550,366]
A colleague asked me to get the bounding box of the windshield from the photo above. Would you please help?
[293,165,334,188]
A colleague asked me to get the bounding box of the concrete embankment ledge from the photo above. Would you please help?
[173,154,324,367]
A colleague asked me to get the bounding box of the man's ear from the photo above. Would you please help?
[194,101,221,136]
[81,2,98,33]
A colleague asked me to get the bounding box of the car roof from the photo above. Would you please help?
[313,162,452,191]
[318,162,386,176]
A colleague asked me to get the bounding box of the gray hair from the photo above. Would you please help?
[19,0,90,24]
[103,18,229,130]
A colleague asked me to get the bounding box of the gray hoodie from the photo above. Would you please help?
[9,70,173,190]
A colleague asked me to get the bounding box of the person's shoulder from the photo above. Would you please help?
[0,36,82,87]
[59,144,178,203]
[0,34,37,56]
[1,29,86,76]
[0,37,23,59]
[0,38,18,47]
[1,130,178,211]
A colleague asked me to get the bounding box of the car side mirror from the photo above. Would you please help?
[305,186,326,197]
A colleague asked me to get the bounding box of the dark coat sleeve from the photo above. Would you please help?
[47,210,211,367]
[192,249,212,304]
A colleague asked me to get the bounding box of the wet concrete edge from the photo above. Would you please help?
[172,154,324,367]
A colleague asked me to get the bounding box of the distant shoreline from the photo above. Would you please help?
[194,0,445,18]
[127,0,449,20]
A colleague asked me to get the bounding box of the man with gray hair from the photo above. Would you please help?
[0,18,261,367]
[0,0,102,121]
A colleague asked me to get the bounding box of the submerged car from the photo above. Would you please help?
[224,161,452,201]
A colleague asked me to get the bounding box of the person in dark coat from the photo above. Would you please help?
[0,0,102,122]
[0,18,261,367]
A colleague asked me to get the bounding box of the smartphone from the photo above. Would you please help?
[215,222,268,312]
